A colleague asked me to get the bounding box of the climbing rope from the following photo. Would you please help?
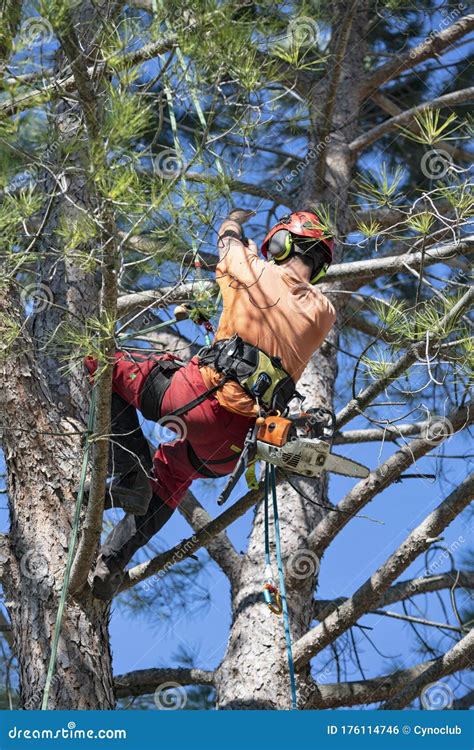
[263,463,298,710]
[41,388,97,709]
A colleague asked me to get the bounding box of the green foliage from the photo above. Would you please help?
[356,218,383,238]
[0,188,43,247]
[0,313,21,362]
[56,213,98,267]
[371,293,472,348]
[59,313,117,375]
[406,211,434,235]
[355,164,405,209]
[103,82,152,150]
[398,110,466,146]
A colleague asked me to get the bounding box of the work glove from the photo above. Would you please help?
[226,208,256,225]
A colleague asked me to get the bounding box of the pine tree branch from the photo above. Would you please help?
[350,86,474,153]
[119,484,263,592]
[334,421,428,444]
[117,280,215,317]
[309,403,472,558]
[369,90,473,162]
[335,287,474,428]
[114,667,215,699]
[293,473,474,669]
[349,207,407,231]
[372,608,461,632]
[185,172,292,208]
[380,628,474,710]
[178,491,242,587]
[343,313,394,343]
[360,13,474,96]
[453,688,474,710]
[329,236,474,284]
[116,236,473,317]
[306,655,464,708]
[0,29,179,118]
[119,232,218,270]
[313,571,474,619]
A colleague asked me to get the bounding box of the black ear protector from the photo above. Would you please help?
[268,232,330,284]
[292,239,330,285]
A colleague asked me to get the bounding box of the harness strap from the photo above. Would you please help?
[198,335,296,412]
[187,443,239,479]
[164,374,230,420]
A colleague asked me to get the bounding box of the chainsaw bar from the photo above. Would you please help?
[324,451,370,479]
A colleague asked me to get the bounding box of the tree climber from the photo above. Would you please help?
[87,209,336,600]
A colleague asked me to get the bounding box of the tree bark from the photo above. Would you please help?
[215,1,370,708]
[0,294,114,709]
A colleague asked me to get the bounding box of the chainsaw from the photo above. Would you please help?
[217,407,369,506]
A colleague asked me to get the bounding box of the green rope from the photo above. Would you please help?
[117,317,178,341]
[41,388,97,710]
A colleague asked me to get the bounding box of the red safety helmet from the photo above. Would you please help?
[261,210,334,284]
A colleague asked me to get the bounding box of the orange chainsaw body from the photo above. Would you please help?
[256,415,294,448]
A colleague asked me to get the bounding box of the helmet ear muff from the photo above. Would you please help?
[310,262,329,285]
[267,229,293,262]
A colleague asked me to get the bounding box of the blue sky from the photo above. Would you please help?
[0,0,472,708]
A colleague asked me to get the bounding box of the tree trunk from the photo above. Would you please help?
[215,0,369,709]
[0,296,114,709]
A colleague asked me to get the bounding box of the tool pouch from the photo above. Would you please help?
[198,335,296,412]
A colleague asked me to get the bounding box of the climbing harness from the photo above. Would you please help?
[264,463,298,710]
[198,334,297,412]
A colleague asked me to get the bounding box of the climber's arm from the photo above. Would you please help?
[217,208,256,261]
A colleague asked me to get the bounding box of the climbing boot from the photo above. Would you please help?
[91,552,125,602]
[80,465,153,516]
[104,465,153,516]
[91,494,175,601]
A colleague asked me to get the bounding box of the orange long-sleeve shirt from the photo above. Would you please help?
[200,237,336,417]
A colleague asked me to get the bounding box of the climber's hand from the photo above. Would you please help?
[227,208,256,225]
